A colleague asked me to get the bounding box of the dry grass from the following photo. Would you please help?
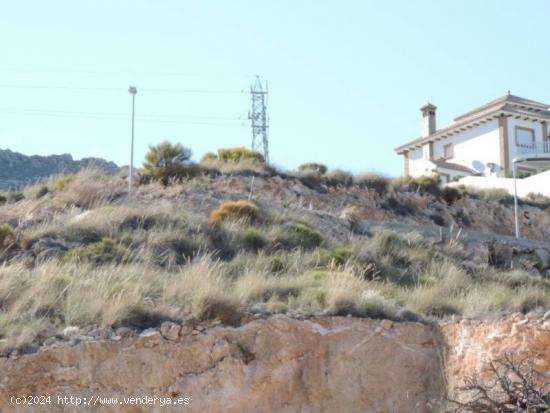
[0,170,549,354]
[54,169,126,209]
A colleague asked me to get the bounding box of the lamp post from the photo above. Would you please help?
[513,162,520,238]
[128,86,137,193]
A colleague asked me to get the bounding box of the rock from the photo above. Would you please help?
[62,326,80,337]
[0,316,548,413]
[115,327,135,338]
[160,322,181,341]
[89,327,114,340]
[139,328,159,338]
[43,337,58,346]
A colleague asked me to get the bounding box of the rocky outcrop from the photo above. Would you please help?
[442,315,550,402]
[0,149,118,190]
[0,315,548,413]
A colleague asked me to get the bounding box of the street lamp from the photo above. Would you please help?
[128,86,137,193]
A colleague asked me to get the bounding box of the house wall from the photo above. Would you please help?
[407,147,430,176]
[431,119,500,170]
[406,120,501,177]
[507,118,546,161]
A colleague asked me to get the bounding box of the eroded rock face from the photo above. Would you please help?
[442,315,550,401]
[0,317,444,413]
[0,315,548,413]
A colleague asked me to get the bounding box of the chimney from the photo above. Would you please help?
[420,103,437,137]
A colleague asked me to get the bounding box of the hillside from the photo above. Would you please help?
[0,148,118,190]
[0,160,549,411]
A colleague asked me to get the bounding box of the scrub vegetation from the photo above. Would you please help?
[0,142,549,354]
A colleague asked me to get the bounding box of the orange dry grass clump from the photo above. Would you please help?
[208,200,259,226]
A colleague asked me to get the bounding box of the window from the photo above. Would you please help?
[515,126,535,148]
[443,143,454,159]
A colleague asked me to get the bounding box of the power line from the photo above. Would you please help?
[0,107,243,121]
[0,110,247,127]
[0,84,247,94]
[0,68,255,78]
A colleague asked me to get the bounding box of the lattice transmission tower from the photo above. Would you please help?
[248,76,269,163]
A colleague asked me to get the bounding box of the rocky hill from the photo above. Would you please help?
[0,161,548,411]
[0,149,118,190]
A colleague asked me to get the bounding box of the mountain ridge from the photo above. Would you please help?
[0,148,118,189]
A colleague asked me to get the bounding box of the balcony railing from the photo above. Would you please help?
[515,140,550,155]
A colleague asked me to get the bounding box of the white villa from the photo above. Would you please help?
[395,94,550,182]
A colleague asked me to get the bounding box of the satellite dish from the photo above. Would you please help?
[471,160,485,174]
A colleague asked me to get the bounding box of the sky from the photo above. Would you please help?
[1,0,550,177]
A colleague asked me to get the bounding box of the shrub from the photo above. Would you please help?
[448,354,550,412]
[356,173,390,195]
[440,186,462,205]
[277,223,324,250]
[200,152,218,163]
[298,162,327,176]
[241,228,267,252]
[317,247,353,266]
[0,195,6,205]
[65,238,127,264]
[217,147,265,164]
[143,141,196,185]
[325,169,354,187]
[0,224,15,247]
[55,175,74,192]
[208,200,260,226]
[392,175,441,195]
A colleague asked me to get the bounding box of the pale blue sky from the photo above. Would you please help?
[1,0,549,176]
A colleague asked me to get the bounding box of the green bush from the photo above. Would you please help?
[143,141,197,185]
[317,247,353,266]
[298,162,327,175]
[277,223,324,250]
[356,174,390,195]
[0,224,15,247]
[217,147,265,164]
[0,195,6,205]
[65,238,127,264]
[241,228,267,252]
[325,169,354,187]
